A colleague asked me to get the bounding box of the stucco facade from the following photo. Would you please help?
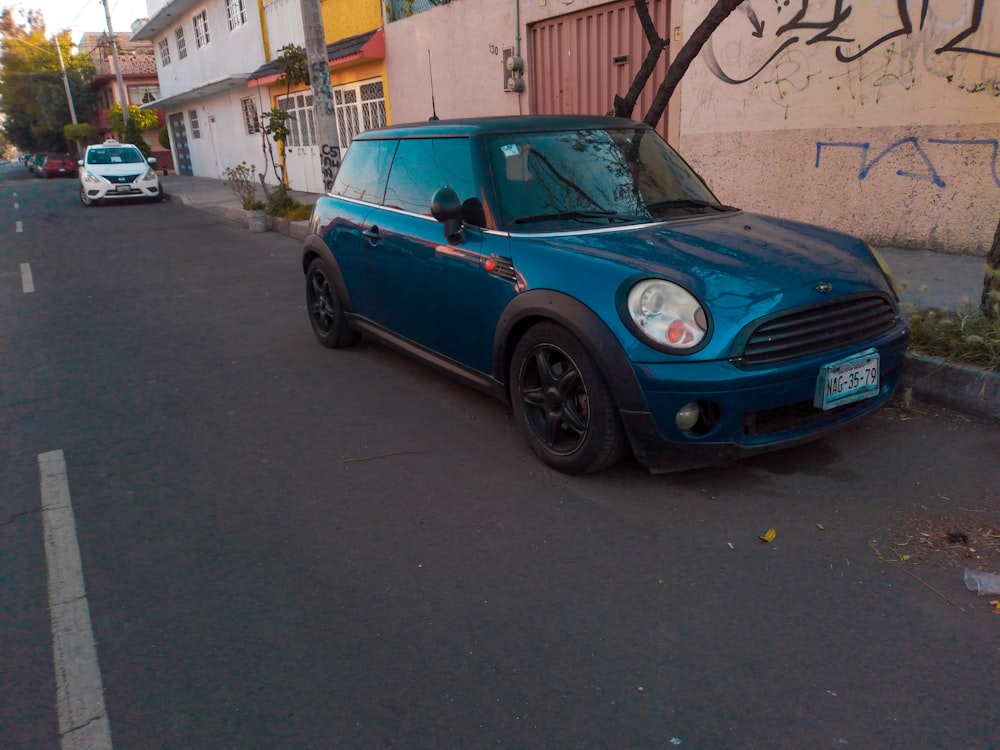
[384,0,998,255]
[676,0,1000,255]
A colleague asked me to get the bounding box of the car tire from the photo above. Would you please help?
[79,186,97,207]
[306,258,360,348]
[510,322,627,474]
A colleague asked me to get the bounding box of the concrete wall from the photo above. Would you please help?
[676,0,1000,255]
[384,2,524,124]
[183,90,266,179]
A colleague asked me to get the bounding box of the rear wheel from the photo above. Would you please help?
[510,323,627,474]
[306,258,359,348]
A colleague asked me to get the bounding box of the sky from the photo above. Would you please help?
[4,0,150,42]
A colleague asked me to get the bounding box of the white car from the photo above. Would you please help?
[79,139,163,206]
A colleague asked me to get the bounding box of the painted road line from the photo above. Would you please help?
[21,263,35,293]
[38,450,114,750]
[16,220,23,232]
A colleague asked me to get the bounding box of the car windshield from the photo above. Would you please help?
[487,126,732,232]
[87,147,144,165]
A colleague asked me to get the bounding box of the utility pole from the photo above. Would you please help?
[53,37,78,124]
[101,0,132,128]
[299,0,339,191]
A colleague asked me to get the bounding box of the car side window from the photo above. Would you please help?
[331,139,396,204]
[383,137,476,218]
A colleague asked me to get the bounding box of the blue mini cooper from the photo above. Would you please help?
[302,115,909,474]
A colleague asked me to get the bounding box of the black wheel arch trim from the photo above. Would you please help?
[494,289,649,413]
[302,235,355,316]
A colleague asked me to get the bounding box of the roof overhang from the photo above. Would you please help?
[131,0,203,41]
[139,75,252,110]
[247,28,384,88]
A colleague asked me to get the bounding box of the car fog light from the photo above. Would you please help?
[676,402,701,431]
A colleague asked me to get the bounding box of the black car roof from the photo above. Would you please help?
[352,114,648,140]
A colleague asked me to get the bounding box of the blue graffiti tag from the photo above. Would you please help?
[816,138,1000,187]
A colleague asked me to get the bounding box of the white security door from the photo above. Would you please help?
[278,92,323,192]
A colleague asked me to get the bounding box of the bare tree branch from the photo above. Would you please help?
[613,0,669,118]
[643,0,746,129]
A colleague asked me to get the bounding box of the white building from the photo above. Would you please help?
[133,0,269,180]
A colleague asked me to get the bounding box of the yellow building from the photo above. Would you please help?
[249,0,388,192]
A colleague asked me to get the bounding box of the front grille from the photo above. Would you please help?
[112,174,139,184]
[734,294,898,367]
[743,398,869,436]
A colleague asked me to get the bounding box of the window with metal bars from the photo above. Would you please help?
[333,79,386,151]
[226,0,247,30]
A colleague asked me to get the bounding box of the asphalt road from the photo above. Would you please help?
[2,167,999,749]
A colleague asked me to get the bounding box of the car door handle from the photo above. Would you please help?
[362,226,381,241]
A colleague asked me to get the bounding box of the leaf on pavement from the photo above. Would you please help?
[758,528,776,543]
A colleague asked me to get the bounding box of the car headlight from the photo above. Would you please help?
[82,170,108,185]
[141,167,157,182]
[625,279,709,352]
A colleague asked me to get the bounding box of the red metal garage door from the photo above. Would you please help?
[530,0,671,139]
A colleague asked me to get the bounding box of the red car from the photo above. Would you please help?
[39,153,78,178]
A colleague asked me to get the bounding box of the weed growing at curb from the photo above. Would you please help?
[904,289,1000,371]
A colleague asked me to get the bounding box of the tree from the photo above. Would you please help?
[107,104,161,135]
[983,218,1000,319]
[63,122,99,156]
[259,44,309,195]
[0,11,97,152]
[613,0,746,129]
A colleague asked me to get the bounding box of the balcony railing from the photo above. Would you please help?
[93,54,158,76]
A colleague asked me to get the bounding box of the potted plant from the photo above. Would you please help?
[223,161,268,232]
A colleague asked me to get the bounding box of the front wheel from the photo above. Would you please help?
[306,258,360,348]
[79,186,97,207]
[509,323,627,474]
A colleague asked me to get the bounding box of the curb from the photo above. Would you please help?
[902,353,1000,421]
[165,191,310,240]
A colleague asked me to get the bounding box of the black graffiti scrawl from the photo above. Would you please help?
[704,0,999,85]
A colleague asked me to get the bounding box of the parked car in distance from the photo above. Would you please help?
[39,153,78,178]
[79,139,162,206]
[302,115,909,474]
[25,153,44,175]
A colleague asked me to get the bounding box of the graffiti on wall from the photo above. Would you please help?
[816,137,1000,187]
[705,0,999,87]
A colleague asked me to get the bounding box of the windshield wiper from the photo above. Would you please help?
[646,198,735,212]
[512,210,634,225]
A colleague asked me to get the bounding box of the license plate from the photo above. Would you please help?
[115,185,131,194]
[814,348,880,410]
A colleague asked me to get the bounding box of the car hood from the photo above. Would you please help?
[85,163,151,179]
[523,211,895,316]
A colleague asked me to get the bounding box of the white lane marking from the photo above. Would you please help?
[38,450,114,750]
[15,202,20,209]
[21,263,35,293]
[16,220,23,232]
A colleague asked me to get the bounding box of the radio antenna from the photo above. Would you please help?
[428,50,439,121]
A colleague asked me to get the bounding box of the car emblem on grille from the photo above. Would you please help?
[814,281,833,294]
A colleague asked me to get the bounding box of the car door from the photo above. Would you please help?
[323,138,396,320]
[362,136,488,369]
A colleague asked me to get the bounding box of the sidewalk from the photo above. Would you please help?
[160,173,999,421]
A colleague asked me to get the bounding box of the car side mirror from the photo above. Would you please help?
[431,186,464,243]
[147,156,157,165]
